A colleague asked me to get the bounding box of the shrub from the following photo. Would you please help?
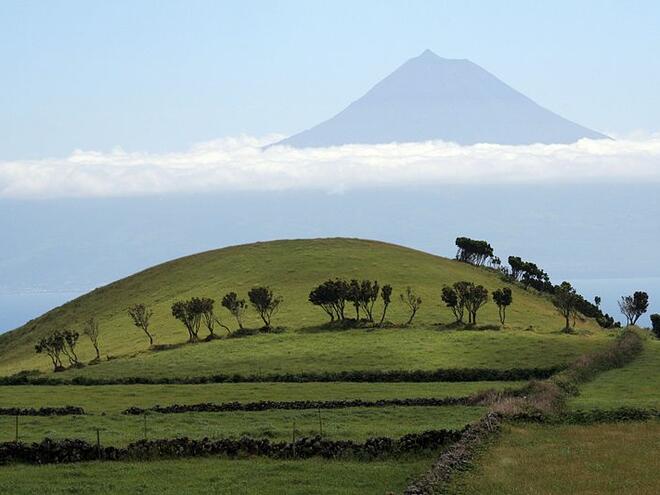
[127,304,155,346]
[619,291,649,326]
[650,314,660,338]
[400,287,422,325]
[221,292,248,330]
[492,287,513,325]
[248,287,282,329]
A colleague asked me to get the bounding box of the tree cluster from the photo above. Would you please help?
[455,237,494,266]
[507,256,552,292]
[308,279,395,326]
[34,330,80,372]
[441,281,489,325]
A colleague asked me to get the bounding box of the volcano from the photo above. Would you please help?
[273,49,607,147]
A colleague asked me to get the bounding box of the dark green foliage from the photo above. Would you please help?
[198,297,229,338]
[221,292,247,329]
[441,286,462,323]
[0,406,85,417]
[464,284,488,325]
[344,279,381,322]
[442,282,488,325]
[455,237,494,266]
[359,280,380,323]
[0,365,563,386]
[347,279,362,320]
[127,304,155,346]
[507,256,552,292]
[123,397,475,415]
[34,333,65,371]
[596,313,619,329]
[308,279,349,322]
[650,314,660,338]
[618,291,649,326]
[60,330,80,367]
[34,330,80,371]
[248,287,282,329]
[552,282,579,331]
[171,298,205,342]
[492,287,513,325]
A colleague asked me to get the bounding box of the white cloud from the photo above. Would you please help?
[1,134,660,198]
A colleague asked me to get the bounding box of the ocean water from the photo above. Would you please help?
[0,291,83,334]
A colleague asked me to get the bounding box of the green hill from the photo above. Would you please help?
[0,238,607,378]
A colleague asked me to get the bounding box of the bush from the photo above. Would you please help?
[0,366,562,386]
[651,314,660,338]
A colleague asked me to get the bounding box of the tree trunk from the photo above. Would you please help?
[379,303,389,326]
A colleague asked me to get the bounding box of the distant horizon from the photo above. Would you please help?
[2,1,660,160]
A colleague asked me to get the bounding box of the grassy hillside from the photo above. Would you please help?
[569,340,660,410]
[0,238,605,376]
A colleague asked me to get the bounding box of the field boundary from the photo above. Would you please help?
[0,429,462,466]
[121,396,487,415]
[509,406,660,425]
[0,407,85,417]
[403,329,647,494]
[0,366,563,386]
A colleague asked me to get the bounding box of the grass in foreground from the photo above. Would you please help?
[0,238,603,376]
[569,340,660,410]
[0,381,520,413]
[1,406,485,446]
[447,421,660,495]
[0,456,430,495]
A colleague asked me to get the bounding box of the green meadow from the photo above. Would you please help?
[0,457,432,495]
[446,421,660,495]
[0,238,653,494]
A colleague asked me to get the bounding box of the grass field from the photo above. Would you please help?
[50,328,609,381]
[0,457,431,495]
[569,340,660,410]
[1,405,485,446]
[0,238,628,495]
[0,238,604,376]
[0,381,520,413]
[446,421,660,495]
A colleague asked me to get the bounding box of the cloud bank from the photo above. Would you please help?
[1,134,660,198]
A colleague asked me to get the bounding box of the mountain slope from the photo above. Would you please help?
[0,238,605,377]
[274,50,607,147]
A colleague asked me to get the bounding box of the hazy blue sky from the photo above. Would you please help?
[2,0,659,159]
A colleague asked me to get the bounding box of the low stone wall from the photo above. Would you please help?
[122,396,477,415]
[0,406,85,416]
[0,366,563,386]
[0,429,462,466]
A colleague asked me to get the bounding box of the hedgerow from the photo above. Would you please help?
[122,397,478,415]
[0,429,462,466]
[0,366,563,386]
[0,406,85,416]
